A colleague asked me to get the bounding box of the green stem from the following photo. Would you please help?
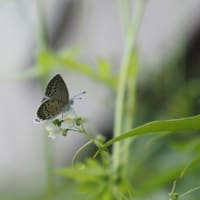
[112,0,146,171]
[72,139,94,167]
[180,186,200,199]
[80,124,94,140]
[169,180,177,200]
[118,0,131,33]
[121,51,138,177]
[36,1,53,199]
[43,138,55,200]
[37,0,49,50]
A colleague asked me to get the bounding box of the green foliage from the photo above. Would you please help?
[30,10,200,200]
[56,158,133,200]
[97,59,110,77]
[34,1,200,199]
[96,115,200,152]
[7,0,200,199]
[36,49,118,89]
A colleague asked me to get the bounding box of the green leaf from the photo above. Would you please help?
[59,46,81,59]
[56,159,107,183]
[55,159,114,199]
[35,47,118,89]
[97,58,111,78]
[37,50,55,75]
[56,158,133,199]
[94,115,200,157]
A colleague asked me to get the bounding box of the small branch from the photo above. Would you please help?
[180,186,200,199]
[72,139,94,167]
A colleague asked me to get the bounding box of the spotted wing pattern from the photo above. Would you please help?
[37,99,65,120]
[44,74,69,104]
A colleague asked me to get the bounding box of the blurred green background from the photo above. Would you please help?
[1,0,200,199]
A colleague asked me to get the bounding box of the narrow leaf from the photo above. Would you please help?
[94,115,200,157]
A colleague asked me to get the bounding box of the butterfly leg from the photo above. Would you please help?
[34,118,41,124]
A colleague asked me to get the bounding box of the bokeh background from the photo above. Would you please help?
[1,0,200,199]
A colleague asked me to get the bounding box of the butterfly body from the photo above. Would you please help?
[36,74,70,121]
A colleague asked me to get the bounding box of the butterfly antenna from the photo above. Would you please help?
[70,91,86,105]
[72,91,86,100]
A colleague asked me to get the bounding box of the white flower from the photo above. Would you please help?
[44,108,79,139]
[45,123,62,139]
[63,109,77,128]
[48,132,57,140]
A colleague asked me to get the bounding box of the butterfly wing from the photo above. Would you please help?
[37,99,65,120]
[44,74,69,104]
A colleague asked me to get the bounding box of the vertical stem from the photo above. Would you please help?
[43,138,55,200]
[118,0,131,33]
[37,0,49,51]
[36,0,54,199]
[112,0,146,171]
[122,51,138,177]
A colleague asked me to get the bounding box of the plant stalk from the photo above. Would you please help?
[37,0,49,51]
[112,0,146,171]
[36,0,54,199]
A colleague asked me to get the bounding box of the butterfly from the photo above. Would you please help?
[36,74,70,122]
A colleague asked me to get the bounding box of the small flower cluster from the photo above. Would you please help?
[45,112,84,139]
